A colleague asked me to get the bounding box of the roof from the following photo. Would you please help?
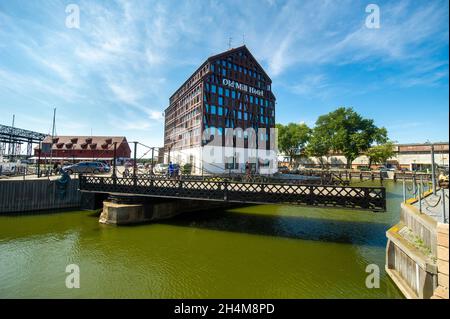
[168,45,271,102]
[35,136,129,151]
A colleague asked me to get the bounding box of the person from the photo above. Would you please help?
[53,162,60,175]
[168,161,174,178]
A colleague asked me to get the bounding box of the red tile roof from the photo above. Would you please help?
[35,136,128,150]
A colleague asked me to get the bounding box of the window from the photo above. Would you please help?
[218,106,223,116]
[231,90,236,99]
[225,89,229,97]
[250,96,254,103]
[255,97,259,105]
[210,64,215,72]
[211,105,216,115]
[244,68,247,75]
[222,68,226,76]
[211,85,216,94]
[238,111,242,119]
[218,87,223,95]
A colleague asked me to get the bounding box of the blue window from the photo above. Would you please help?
[218,106,223,116]
[239,66,243,72]
[231,90,236,99]
[265,100,268,107]
[206,83,210,91]
[260,99,264,106]
[218,87,223,95]
[210,64,215,72]
[222,60,226,66]
[238,112,242,119]
[222,68,226,76]
[250,96,254,103]
[227,62,231,68]
[260,107,264,114]
[244,112,248,120]
[255,97,259,105]
[218,127,223,135]
[225,89,229,97]
[233,64,237,71]
[248,70,252,77]
[211,105,216,115]
[238,92,241,99]
[244,68,247,75]
[218,97,223,105]
[211,85,216,94]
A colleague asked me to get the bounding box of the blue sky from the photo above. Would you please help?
[0,0,448,153]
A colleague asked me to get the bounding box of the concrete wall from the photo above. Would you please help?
[386,200,440,299]
[433,223,449,299]
[0,178,81,213]
[100,198,233,225]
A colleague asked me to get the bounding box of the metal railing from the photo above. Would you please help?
[79,175,386,211]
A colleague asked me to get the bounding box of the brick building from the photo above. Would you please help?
[34,136,131,163]
[164,45,276,174]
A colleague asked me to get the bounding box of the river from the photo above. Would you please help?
[0,180,404,298]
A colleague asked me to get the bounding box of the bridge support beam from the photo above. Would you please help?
[99,195,233,225]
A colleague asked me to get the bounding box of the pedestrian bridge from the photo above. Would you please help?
[79,175,386,211]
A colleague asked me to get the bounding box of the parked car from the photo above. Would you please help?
[99,162,111,173]
[278,165,290,174]
[62,162,106,174]
[153,163,169,175]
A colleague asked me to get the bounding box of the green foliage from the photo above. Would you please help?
[276,122,311,164]
[306,127,332,167]
[182,163,193,174]
[366,141,395,168]
[313,107,387,168]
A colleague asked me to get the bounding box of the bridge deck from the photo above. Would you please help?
[79,175,386,211]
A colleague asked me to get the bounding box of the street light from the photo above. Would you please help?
[426,140,437,195]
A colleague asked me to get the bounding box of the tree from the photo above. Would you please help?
[276,122,311,166]
[314,107,387,168]
[306,127,331,168]
[366,141,396,169]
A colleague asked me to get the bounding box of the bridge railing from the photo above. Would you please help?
[79,175,386,212]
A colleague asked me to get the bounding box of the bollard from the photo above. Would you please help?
[403,177,406,203]
[418,182,422,213]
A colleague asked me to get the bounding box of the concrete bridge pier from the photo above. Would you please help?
[99,195,231,225]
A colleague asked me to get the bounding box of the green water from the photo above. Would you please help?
[0,181,404,298]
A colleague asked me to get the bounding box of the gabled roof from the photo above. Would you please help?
[207,45,271,82]
[35,136,130,151]
[168,45,271,102]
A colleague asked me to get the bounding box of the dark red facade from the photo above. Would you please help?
[34,136,131,162]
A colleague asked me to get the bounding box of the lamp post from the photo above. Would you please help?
[112,142,117,179]
[431,143,436,195]
[426,140,437,195]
